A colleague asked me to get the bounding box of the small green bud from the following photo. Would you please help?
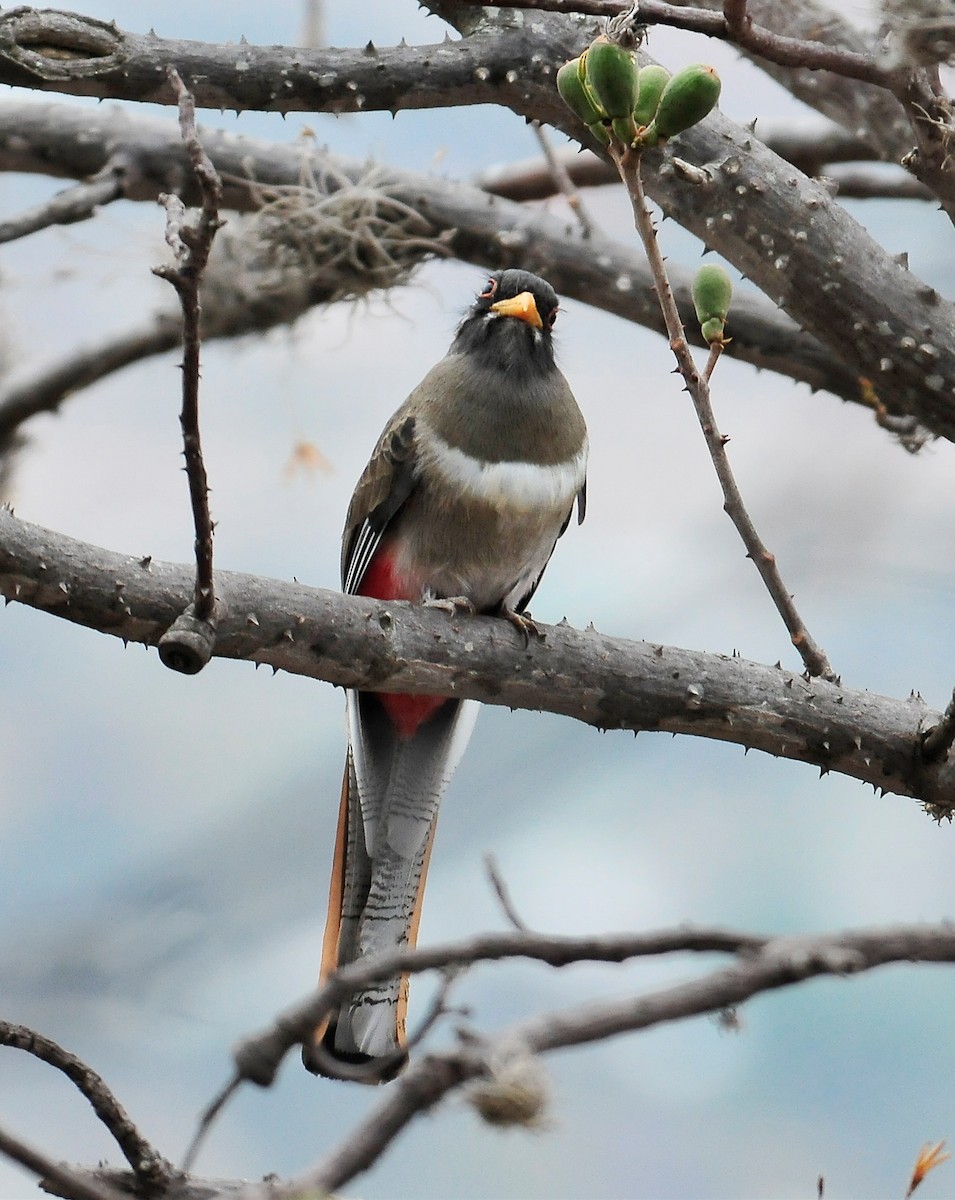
[648,64,721,142]
[701,317,726,343]
[556,57,606,126]
[632,64,670,129]
[583,37,639,120]
[693,264,733,343]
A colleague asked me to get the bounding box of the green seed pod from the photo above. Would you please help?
[611,114,639,144]
[648,64,721,142]
[556,57,606,126]
[693,264,733,343]
[587,120,612,147]
[632,64,671,129]
[583,36,639,120]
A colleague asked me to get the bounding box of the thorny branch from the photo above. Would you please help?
[153,69,223,668]
[0,101,940,460]
[2,506,954,811]
[0,8,950,439]
[460,0,889,84]
[457,0,955,221]
[612,144,836,681]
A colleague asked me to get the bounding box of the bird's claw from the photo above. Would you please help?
[424,595,476,616]
[503,608,542,646]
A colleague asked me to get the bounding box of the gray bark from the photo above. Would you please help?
[1,505,950,810]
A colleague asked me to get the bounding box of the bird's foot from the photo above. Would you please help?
[423,594,476,616]
[502,608,542,646]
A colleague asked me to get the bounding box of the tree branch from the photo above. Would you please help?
[1,505,952,810]
[0,101,940,452]
[0,1122,128,1200]
[0,1022,173,1189]
[460,0,891,85]
[0,6,562,114]
[478,132,935,202]
[0,162,124,244]
[230,921,955,1196]
[0,9,942,443]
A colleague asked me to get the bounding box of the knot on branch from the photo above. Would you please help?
[157,602,217,674]
[0,8,125,81]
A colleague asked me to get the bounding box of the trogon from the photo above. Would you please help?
[307,269,588,1081]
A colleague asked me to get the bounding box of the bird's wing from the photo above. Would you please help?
[341,412,419,595]
[512,476,587,614]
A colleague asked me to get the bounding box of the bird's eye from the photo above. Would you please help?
[545,306,558,329]
[478,277,498,300]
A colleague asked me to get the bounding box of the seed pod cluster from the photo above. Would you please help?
[557,42,721,150]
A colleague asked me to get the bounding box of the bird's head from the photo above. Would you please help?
[451,269,561,377]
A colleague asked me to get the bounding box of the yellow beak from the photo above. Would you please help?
[490,290,543,329]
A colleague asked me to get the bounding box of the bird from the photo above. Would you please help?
[305,268,588,1083]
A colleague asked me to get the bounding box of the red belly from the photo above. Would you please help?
[358,547,448,739]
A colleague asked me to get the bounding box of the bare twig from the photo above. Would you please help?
[0,1022,172,1188]
[0,1122,128,1200]
[153,68,224,668]
[180,1075,241,1175]
[0,164,124,245]
[702,341,722,383]
[530,120,595,235]
[484,853,531,932]
[612,144,836,681]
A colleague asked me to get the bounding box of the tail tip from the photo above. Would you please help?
[303,1027,408,1085]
